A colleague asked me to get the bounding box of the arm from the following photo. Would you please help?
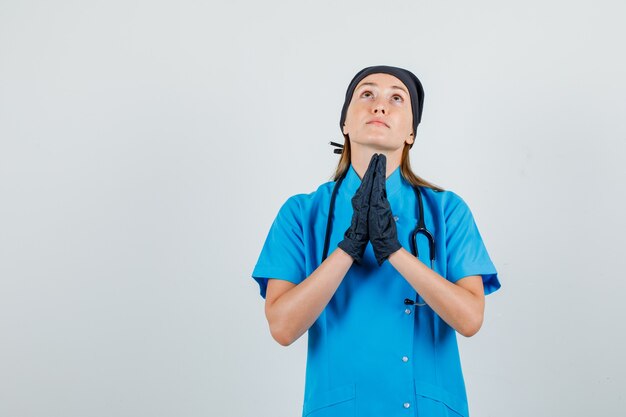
[388,247,485,337]
[265,247,354,346]
[265,155,380,346]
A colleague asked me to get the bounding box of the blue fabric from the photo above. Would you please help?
[252,164,501,417]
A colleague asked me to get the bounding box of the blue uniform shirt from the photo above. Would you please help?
[252,164,501,417]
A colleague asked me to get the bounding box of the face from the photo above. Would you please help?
[342,73,414,150]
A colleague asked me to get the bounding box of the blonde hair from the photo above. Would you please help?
[330,134,445,192]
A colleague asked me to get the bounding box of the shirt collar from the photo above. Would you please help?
[339,162,404,199]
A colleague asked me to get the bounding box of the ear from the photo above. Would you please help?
[342,123,348,136]
[406,133,414,146]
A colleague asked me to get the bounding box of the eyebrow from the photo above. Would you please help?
[357,82,408,95]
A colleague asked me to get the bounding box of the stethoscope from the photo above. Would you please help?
[323,142,436,307]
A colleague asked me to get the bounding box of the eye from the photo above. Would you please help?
[361,90,404,103]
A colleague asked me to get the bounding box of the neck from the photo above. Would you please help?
[350,145,402,180]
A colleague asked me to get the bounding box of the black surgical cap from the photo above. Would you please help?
[339,65,425,148]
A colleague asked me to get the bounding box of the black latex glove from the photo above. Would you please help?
[337,154,379,265]
[368,154,402,266]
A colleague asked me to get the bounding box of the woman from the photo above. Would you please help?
[252,65,501,417]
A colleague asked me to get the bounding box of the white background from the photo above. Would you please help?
[1,1,625,416]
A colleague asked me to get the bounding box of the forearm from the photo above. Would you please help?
[268,248,354,345]
[388,247,483,337]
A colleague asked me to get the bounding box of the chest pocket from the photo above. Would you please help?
[303,383,356,417]
[416,394,467,417]
[414,381,469,417]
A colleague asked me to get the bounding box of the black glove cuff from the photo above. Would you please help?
[374,240,403,266]
[337,238,366,265]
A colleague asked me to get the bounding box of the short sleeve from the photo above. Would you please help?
[445,192,501,296]
[251,195,307,299]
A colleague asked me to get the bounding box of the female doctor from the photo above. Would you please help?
[252,65,501,417]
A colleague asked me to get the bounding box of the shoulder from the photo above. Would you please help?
[276,179,335,218]
[418,187,480,231]
[283,179,334,206]
[420,187,469,215]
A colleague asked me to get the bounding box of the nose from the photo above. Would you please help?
[372,99,386,115]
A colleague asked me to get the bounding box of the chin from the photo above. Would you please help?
[355,138,398,151]
[354,135,387,145]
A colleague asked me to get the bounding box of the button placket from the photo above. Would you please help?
[400,296,415,409]
[396,225,418,415]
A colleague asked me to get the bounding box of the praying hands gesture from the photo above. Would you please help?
[338,153,402,266]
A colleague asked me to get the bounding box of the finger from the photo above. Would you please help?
[370,158,381,204]
[377,154,387,195]
[371,154,387,205]
[363,154,379,204]
[376,154,387,180]
[356,153,378,197]
[363,153,378,184]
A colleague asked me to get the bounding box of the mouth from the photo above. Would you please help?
[367,121,389,128]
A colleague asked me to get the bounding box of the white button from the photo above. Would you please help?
[403,402,411,408]
[402,356,409,362]
[405,308,411,314]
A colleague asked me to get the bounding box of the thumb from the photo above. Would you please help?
[370,158,385,204]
